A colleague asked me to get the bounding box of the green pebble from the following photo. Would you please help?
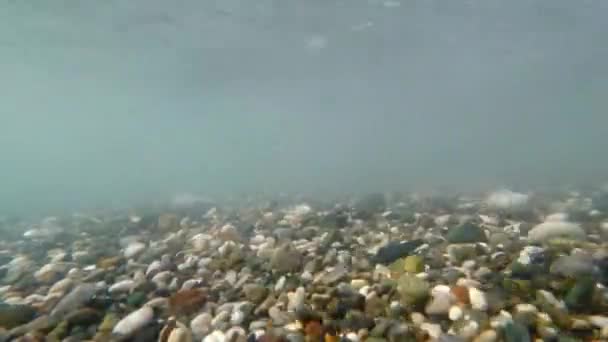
[403,256,424,274]
[446,223,487,243]
[503,321,531,342]
[127,291,147,307]
[565,276,595,312]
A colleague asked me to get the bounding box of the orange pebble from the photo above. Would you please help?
[450,285,470,305]
[324,333,339,342]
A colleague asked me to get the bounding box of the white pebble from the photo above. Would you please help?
[109,280,135,294]
[515,303,538,314]
[275,276,286,291]
[351,279,368,290]
[490,310,513,328]
[589,315,608,328]
[410,312,426,326]
[124,242,146,259]
[203,330,226,342]
[431,284,452,297]
[344,332,359,342]
[469,287,488,311]
[449,305,463,321]
[113,306,154,335]
[420,323,442,339]
[459,320,480,339]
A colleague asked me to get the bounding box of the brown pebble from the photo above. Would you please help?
[451,286,470,305]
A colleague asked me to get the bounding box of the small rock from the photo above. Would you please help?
[469,288,488,311]
[125,242,147,259]
[449,306,463,321]
[473,329,497,342]
[420,322,442,339]
[372,240,424,264]
[565,276,595,311]
[403,256,425,274]
[243,284,268,304]
[191,313,213,339]
[0,305,37,329]
[316,264,348,285]
[287,287,306,311]
[588,315,608,329]
[351,279,369,290]
[550,254,596,278]
[527,221,586,243]
[425,292,452,316]
[446,223,487,244]
[397,274,429,306]
[503,321,530,342]
[203,330,226,342]
[112,306,154,336]
[270,244,302,273]
[127,292,147,307]
[109,279,135,294]
[50,283,97,318]
[66,307,102,326]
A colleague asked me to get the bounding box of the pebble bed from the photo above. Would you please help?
[1,189,608,341]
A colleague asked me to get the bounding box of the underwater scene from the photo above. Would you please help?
[1,0,608,341]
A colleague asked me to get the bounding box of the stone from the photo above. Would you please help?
[270,244,302,273]
[503,321,531,342]
[387,323,414,342]
[447,243,477,264]
[446,223,486,244]
[191,313,213,339]
[485,190,529,212]
[449,306,463,321]
[420,323,442,339]
[112,306,154,336]
[550,254,597,278]
[473,329,497,342]
[565,276,595,312]
[588,315,608,329]
[425,292,452,316]
[527,221,586,243]
[287,287,306,312]
[403,256,425,274]
[0,304,37,329]
[370,319,391,337]
[125,242,147,259]
[127,291,147,307]
[66,307,102,326]
[396,274,429,306]
[50,283,97,319]
[372,240,424,265]
[243,284,269,304]
[317,264,348,285]
[469,288,488,311]
[365,293,387,317]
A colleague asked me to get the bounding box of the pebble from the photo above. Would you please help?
[203,330,226,342]
[527,221,586,242]
[50,283,97,318]
[449,306,463,321]
[550,254,596,277]
[468,287,488,311]
[473,329,498,342]
[124,242,147,258]
[112,306,154,336]
[420,322,442,339]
